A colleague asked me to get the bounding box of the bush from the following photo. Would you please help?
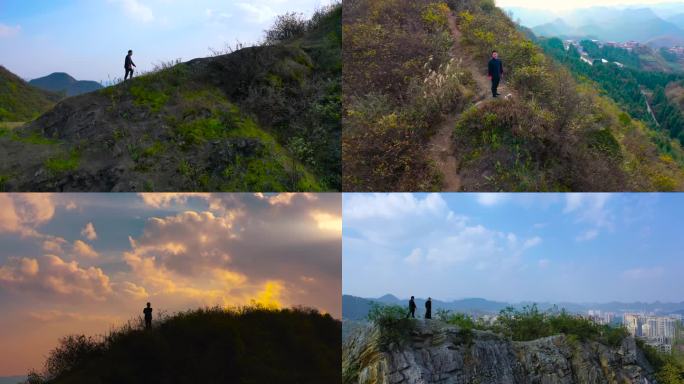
[367,303,417,350]
[265,12,308,44]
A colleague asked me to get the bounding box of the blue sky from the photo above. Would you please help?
[0,193,340,375]
[0,0,334,82]
[343,193,684,304]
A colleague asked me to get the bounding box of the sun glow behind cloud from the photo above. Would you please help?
[0,193,340,376]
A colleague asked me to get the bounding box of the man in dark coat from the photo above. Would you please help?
[143,302,153,329]
[125,50,136,81]
[488,50,504,98]
[407,296,416,318]
[425,297,432,319]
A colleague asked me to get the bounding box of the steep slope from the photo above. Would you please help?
[0,5,340,192]
[342,0,684,191]
[0,66,60,122]
[30,307,341,384]
[29,73,103,97]
[343,321,657,384]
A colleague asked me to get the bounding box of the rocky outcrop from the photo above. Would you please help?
[343,320,657,384]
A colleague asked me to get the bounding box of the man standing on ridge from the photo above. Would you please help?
[143,302,153,329]
[488,50,504,98]
[124,50,136,81]
[406,296,416,318]
[425,297,432,319]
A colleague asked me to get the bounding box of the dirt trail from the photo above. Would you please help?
[427,12,513,191]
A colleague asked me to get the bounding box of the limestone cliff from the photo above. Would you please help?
[343,320,657,384]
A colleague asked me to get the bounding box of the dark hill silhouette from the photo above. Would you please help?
[0,4,341,192]
[0,66,60,122]
[29,73,103,97]
[26,307,340,384]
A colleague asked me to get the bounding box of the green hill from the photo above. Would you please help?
[342,0,684,191]
[0,4,340,192]
[0,66,60,122]
[26,307,341,384]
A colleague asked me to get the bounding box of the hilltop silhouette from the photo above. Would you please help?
[26,306,341,384]
[29,73,103,97]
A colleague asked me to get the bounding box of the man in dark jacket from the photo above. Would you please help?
[406,296,416,318]
[425,297,432,319]
[124,50,136,81]
[488,50,504,98]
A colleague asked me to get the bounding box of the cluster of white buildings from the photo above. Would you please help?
[587,310,617,325]
[623,313,681,353]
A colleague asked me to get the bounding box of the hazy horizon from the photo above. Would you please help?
[0,193,341,376]
[343,193,684,304]
[497,0,684,11]
[0,0,335,82]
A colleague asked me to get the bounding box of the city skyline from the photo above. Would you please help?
[0,0,335,81]
[0,193,341,376]
[343,193,684,304]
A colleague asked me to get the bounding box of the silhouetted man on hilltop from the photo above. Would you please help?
[425,297,432,319]
[488,50,504,98]
[125,50,136,81]
[406,296,416,318]
[143,302,152,329]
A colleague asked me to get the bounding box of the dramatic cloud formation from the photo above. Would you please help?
[0,193,340,376]
[0,255,112,300]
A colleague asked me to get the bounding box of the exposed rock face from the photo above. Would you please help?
[343,321,657,384]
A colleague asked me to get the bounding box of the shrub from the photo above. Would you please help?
[367,303,417,350]
[265,12,308,44]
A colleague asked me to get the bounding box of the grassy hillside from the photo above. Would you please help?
[0,4,340,192]
[0,66,60,122]
[26,307,341,384]
[342,0,684,191]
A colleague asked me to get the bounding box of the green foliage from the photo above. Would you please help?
[367,303,417,350]
[637,339,684,384]
[44,149,80,173]
[343,0,468,191]
[129,84,169,112]
[35,306,340,384]
[492,305,629,346]
[0,66,58,122]
[580,40,641,68]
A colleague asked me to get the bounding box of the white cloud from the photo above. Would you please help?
[0,23,21,38]
[110,0,155,22]
[523,236,542,248]
[72,240,99,259]
[237,3,278,23]
[576,229,599,242]
[538,259,550,269]
[344,193,447,220]
[622,267,664,280]
[476,193,508,206]
[81,222,97,241]
[404,248,423,265]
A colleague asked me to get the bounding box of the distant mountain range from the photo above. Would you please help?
[343,294,684,320]
[0,376,25,384]
[505,4,684,47]
[29,72,102,97]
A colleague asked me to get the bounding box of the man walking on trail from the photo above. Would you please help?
[425,297,432,319]
[407,296,416,318]
[143,302,153,329]
[488,50,504,98]
[124,50,136,81]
